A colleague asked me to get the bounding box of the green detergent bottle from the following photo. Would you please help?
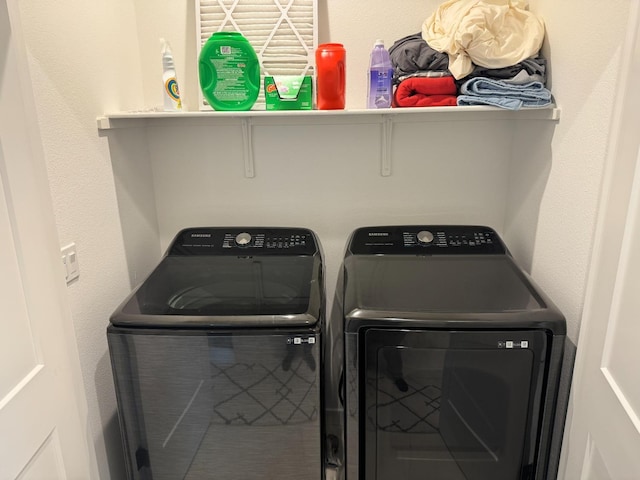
[199,32,260,111]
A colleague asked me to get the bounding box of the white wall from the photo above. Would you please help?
[15,0,633,478]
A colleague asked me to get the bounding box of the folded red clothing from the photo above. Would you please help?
[393,76,458,107]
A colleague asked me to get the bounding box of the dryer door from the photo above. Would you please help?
[362,329,547,480]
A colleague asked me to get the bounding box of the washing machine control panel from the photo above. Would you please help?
[349,225,507,255]
[169,227,317,255]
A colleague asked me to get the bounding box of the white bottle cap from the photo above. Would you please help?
[374,39,385,47]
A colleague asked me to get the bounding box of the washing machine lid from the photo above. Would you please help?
[110,227,323,327]
[343,226,565,334]
[345,254,541,312]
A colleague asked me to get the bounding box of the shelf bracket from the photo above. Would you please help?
[96,116,111,130]
[381,116,393,177]
[241,118,255,178]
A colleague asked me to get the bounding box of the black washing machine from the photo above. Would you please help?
[108,227,324,480]
[340,226,565,480]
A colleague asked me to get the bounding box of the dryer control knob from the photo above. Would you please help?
[417,230,434,244]
[235,232,252,246]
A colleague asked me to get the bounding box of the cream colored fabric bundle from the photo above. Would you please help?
[422,0,545,79]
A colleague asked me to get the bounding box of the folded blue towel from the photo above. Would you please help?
[457,77,552,110]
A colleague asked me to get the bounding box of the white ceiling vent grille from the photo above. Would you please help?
[196,0,317,110]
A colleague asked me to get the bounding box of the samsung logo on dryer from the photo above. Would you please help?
[190,233,212,238]
[368,232,390,237]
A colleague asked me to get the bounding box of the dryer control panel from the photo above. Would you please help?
[349,225,507,255]
[168,227,318,255]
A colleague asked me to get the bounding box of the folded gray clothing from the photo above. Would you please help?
[462,55,547,84]
[457,77,552,110]
[501,70,545,85]
[389,33,450,84]
[389,32,548,87]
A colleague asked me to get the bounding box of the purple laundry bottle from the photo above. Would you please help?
[367,39,393,108]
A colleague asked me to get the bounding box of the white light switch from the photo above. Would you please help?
[61,243,79,283]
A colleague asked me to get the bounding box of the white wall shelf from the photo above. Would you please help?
[97,105,560,130]
[97,105,560,177]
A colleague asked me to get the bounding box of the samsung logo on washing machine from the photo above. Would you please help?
[190,233,212,238]
[368,232,389,237]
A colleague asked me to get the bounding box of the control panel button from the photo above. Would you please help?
[417,230,434,244]
[235,232,252,246]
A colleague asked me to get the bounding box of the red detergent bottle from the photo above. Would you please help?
[316,43,346,110]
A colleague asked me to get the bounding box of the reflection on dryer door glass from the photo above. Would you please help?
[372,346,533,480]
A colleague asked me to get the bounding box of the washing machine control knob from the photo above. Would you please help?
[417,230,434,244]
[235,232,252,246]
